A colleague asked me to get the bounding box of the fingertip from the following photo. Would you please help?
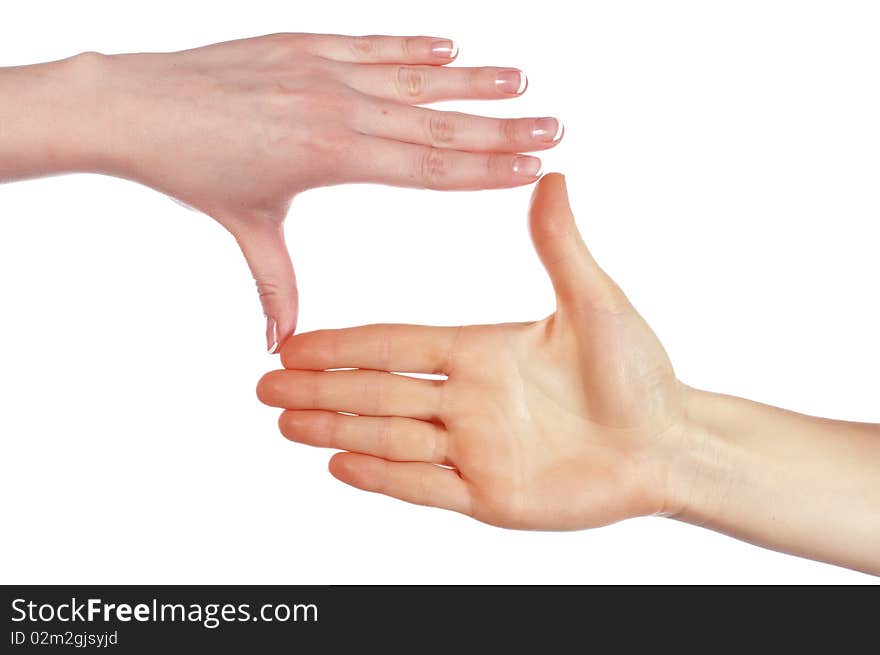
[256,369,283,406]
[279,329,326,369]
[266,317,280,354]
[328,452,347,478]
[495,69,528,96]
[267,303,298,356]
[267,318,296,355]
[518,71,529,95]
[512,155,543,180]
[278,335,296,368]
[541,171,568,192]
[277,409,299,440]
[531,117,565,146]
[553,119,565,144]
[329,452,376,486]
[429,38,459,62]
[278,331,300,368]
[335,452,386,479]
[530,172,569,213]
[528,171,577,265]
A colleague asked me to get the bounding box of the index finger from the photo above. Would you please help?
[303,33,458,64]
[282,324,463,374]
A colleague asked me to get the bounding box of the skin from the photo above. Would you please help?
[0,33,561,350]
[259,174,880,575]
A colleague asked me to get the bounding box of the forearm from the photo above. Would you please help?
[667,387,880,574]
[0,53,113,182]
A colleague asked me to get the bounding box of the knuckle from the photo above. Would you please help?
[396,66,426,99]
[307,129,356,171]
[500,119,522,144]
[470,67,488,90]
[366,374,384,415]
[376,417,392,456]
[308,374,323,408]
[442,325,465,374]
[264,33,303,59]
[402,37,419,58]
[377,325,394,370]
[373,460,390,495]
[429,426,447,464]
[437,379,452,419]
[256,278,282,302]
[294,84,350,118]
[426,113,456,145]
[418,148,448,188]
[323,412,340,447]
[328,328,342,364]
[430,379,446,419]
[349,35,377,58]
[486,153,508,178]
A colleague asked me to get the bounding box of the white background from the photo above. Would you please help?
[1,1,878,584]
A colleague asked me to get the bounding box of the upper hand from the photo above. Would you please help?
[83,33,562,350]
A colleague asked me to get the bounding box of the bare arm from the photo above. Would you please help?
[670,389,880,574]
[0,56,108,181]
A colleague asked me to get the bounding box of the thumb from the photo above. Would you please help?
[529,173,627,312]
[231,221,298,353]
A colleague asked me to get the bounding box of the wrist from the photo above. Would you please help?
[652,385,750,526]
[59,51,126,174]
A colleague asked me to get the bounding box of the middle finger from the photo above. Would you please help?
[351,100,563,153]
[257,369,444,420]
[339,63,527,104]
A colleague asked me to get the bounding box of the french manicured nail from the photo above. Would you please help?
[495,69,527,95]
[532,118,564,143]
[512,156,542,178]
[431,40,458,59]
[266,317,279,354]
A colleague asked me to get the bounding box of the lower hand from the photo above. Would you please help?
[258,174,685,529]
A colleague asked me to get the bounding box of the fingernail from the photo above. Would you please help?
[431,39,458,59]
[266,317,279,354]
[532,118,564,143]
[512,156,542,178]
[495,69,527,95]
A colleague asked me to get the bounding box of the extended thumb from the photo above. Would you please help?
[528,173,625,311]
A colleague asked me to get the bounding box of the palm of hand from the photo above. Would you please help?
[442,300,679,529]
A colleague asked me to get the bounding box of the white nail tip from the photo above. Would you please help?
[552,119,565,142]
[267,317,279,354]
[517,72,528,95]
[432,41,458,58]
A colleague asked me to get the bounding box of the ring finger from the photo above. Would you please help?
[344,134,543,190]
[279,410,450,464]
